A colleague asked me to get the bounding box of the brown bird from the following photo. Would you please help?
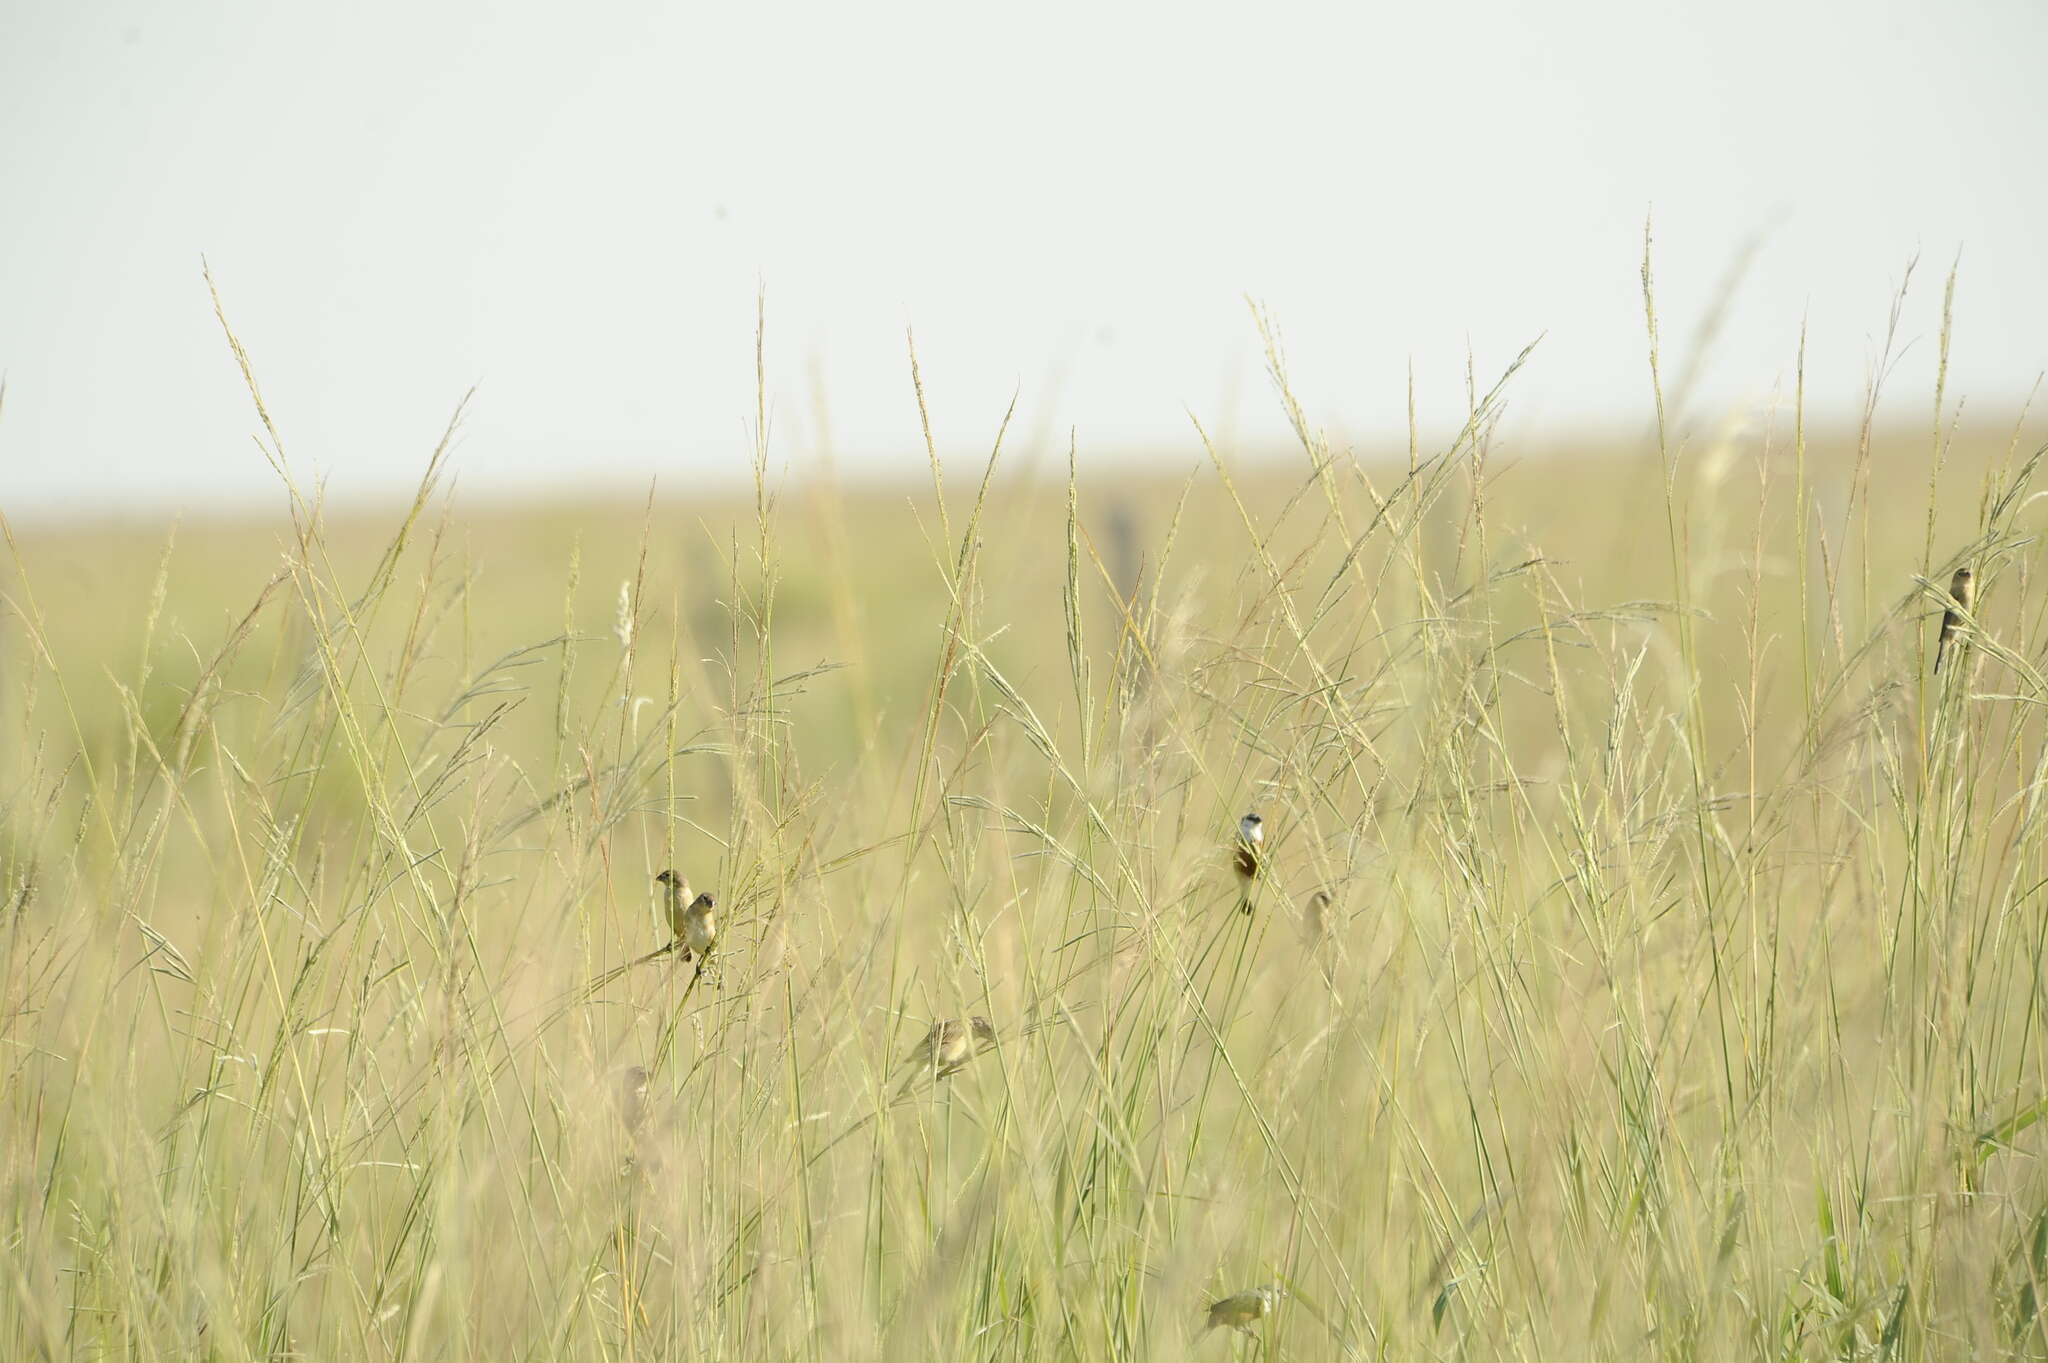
[1233,813,1265,914]
[654,869,717,963]
[1204,1284,1283,1336]
[613,1065,650,1134]
[608,1064,655,1180]
[1935,565,1975,674]
[897,1016,996,1094]
[680,893,717,963]
[1303,888,1335,944]
[655,868,692,938]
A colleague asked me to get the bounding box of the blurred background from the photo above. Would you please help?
[3,0,2045,518]
[10,6,2048,1358]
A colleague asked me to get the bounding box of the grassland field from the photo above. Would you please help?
[4,329,2048,1360]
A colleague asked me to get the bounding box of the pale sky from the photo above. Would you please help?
[2,1,2044,515]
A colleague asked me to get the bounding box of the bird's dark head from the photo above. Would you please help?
[969,1016,997,1047]
[691,892,716,910]
[655,869,678,886]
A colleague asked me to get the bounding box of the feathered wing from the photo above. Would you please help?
[1935,568,1974,674]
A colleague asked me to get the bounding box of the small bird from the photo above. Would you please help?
[613,1065,650,1134]
[654,869,717,964]
[681,893,717,963]
[1233,813,1265,914]
[1303,888,1334,944]
[897,1016,996,1094]
[908,1015,996,1075]
[1935,565,1975,674]
[655,868,692,938]
[1204,1284,1283,1336]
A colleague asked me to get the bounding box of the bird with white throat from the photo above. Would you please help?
[1232,812,1266,914]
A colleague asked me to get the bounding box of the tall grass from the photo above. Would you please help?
[3,270,2047,1360]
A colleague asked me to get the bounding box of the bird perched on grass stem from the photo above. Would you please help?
[655,868,691,936]
[1935,565,1975,674]
[654,869,717,965]
[1233,813,1265,914]
[896,1016,996,1096]
[1303,888,1334,945]
[1204,1284,1283,1336]
[613,1065,650,1134]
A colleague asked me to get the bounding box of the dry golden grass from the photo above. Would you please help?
[4,291,2048,1359]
